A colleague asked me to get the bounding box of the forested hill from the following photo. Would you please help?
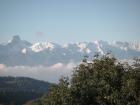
[0,76,52,105]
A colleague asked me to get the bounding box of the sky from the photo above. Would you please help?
[0,0,140,44]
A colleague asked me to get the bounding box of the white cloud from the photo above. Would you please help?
[0,62,76,83]
[50,63,63,69]
[0,64,5,70]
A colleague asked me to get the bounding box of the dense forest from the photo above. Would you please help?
[0,77,51,105]
[26,55,140,105]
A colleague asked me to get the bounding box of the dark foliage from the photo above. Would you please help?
[0,77,51,105]
[28,55,140,105]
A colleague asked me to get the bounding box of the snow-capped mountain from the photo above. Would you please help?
[30,42,55,52]
[0,35,140,66]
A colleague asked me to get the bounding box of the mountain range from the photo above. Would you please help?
[0,35,140,66]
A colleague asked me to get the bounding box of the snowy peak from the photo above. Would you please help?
[76,42,91,54]
[110,41,140,51]
[94,41,104,55]
[76,42,86,51]
[21,48,27,54]
[31,42,55,52]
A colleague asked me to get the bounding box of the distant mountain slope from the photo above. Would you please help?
[0,76,52,105]
[0,35,140,66]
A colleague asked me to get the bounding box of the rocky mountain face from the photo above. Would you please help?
[0,35,140,66]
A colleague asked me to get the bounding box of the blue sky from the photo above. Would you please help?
[0,0,140,44]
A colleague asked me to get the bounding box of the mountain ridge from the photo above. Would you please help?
[0,35,140,66]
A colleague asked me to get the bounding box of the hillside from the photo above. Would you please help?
[0,76,52,105]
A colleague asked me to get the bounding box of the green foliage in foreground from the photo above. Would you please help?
[27,56,140,105]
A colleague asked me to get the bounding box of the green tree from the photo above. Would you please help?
[27,55,140,105]
[40,77,72,105]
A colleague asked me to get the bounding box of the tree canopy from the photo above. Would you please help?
[27,55,140,105]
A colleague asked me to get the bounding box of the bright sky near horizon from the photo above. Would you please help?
[0,0,140,44]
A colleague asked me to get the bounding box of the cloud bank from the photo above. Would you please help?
[0,62,76,83]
